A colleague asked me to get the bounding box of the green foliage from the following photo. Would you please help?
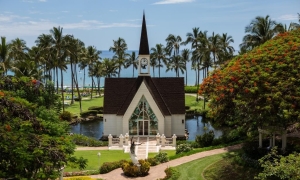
[159,167,180,180]
[121,159,150,177]
[80,110,98,117]
[154,151,169,163]
[257,147,300,180]
[200,29,300,132]
[147,157,159,166]
[60,110,72,121]
[176,143,193,154]
[99,160,125,174]
[70,134,108,147]
[195,130,215,147]
[184,86,198,93]
[88,106,103,111]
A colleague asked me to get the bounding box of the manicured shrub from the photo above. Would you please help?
[99,161,121,174]
[176,143,193,154]
[59,110,72,121]
[159,167,180,180]
[195,130,215,147]
[147,157,159,166]
[70,134,108,147]
[74,97,81,101]
[88,106,103,111]
[122,159,150,177]
[80,110,98,117]
[154,151,169,163]
[184,86,198,93]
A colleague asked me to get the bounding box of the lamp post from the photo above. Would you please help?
[97,152,101,167]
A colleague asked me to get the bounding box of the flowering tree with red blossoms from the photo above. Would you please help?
[199,29,300,133]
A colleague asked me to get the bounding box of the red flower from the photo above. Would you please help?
[0,91,4,97]
[230,88,234,93]
[5,125,11,132]
[244,88,249,93]
[32,79,37,84]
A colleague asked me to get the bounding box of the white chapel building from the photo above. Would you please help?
[102,13,185,138]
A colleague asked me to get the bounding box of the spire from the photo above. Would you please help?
[139,11,149,55]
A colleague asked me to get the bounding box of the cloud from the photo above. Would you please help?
[39,0,47,2]
[127,19,141,22]
[278,14,298,21]
[0,14,29,22]
[153,0,194,5]
[0,18,140,37]
[22,0,34,3]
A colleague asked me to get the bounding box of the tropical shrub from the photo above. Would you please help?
[60,110,72,121]
[154,151,169,163]
[80,110,98,117]
[199,29,300,135]
[147,157,159,166]
[99,160,127,174]
[159,167,180,180]
[195,130,215,147]
[70,134,107,147]
[176,143,193,154]
[63,176,98,180]
[122,159,150,177]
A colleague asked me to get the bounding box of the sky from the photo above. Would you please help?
[0,0,299,53]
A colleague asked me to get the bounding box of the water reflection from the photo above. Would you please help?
[69,116,222,141]
[69,120,103,139]
[185,116,222,141]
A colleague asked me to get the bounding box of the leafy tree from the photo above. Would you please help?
[0,77,86,179]
[199,29,300,134]
[256,147,300,180]
[102,58,117,78]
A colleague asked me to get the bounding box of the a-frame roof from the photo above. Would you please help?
[103,76,185,115]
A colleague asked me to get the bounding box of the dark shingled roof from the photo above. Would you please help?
[138,12,149,55]
[103,77,185,115]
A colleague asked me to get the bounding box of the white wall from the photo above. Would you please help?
[164,116,172,137]
[103,114,123,136]
[171,114,185,136]
[123,81,164,135]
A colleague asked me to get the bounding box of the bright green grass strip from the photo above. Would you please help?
[64,96,104,116]
[173,153,225,180]
[148,150,176,158]
[65,150,130,172]
[185,95,207,110]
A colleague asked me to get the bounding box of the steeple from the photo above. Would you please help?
[139,12,149,55]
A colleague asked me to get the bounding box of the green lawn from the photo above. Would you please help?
[185,95,207,110]
[65,150,130,172]
[173,153,225,180]
[65,96,104,116]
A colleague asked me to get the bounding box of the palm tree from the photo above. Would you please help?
[86,45,101,99]
[102,58,117,78]
[219,33,235,64]
[149,56,158,77]
[166,55,185,77]
[125,51,138,77]
[208,32,222,68]
[0,37,10,76]
[240,15,281,52]
[165,34,182,56]
[181,49,190,86]
[90,60,103,96]
[109,37,128,77]
[35,34,53,83]
[150,44,167,77]
[50,26,68,111]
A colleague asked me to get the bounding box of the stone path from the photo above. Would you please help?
[90,144,242,180]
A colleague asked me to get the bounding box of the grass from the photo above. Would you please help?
[173,153,225,180]
[64,150,130,172]
[185,95,208,110]
[203,152,259,180]
[65,96,104,116]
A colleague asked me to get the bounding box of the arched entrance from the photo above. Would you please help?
[129,96,158,136]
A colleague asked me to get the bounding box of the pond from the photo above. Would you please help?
[69,116,222,141]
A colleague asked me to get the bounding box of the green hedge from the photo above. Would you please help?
[80,110,98,117]
[70,134,108,147]
[88,106,103,111]
[184,86,198,93]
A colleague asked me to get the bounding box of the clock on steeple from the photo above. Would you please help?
[138,12,150,76]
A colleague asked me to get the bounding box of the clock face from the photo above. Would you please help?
[141,58,148,65]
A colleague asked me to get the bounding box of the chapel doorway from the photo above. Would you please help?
[138,120,149,136]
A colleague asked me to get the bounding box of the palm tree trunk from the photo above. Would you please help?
[83,67,86,89]
[60,68,65,112]
[118,66,121,78]
[203,67,206,110]
[70,60,74,104]
[132,64,134,77]
[56,67,59,94]
[90,76,94,99]
[72,63,82,113]
[97,77,100,96]
[196,64,200,102]
[185,62,187,86]
[159,60,161,78]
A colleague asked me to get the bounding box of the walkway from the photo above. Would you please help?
[90,144,241,180]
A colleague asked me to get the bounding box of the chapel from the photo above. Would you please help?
[103,13,185,138]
